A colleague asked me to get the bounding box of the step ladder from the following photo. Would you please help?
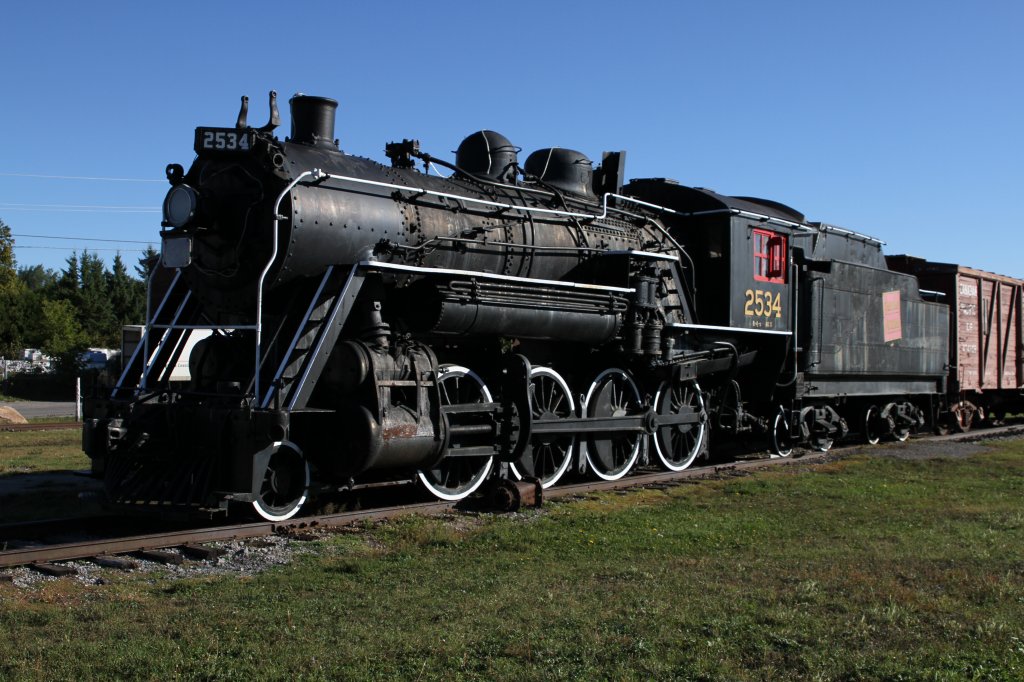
[111,269,215,399]
[258,264,365,410]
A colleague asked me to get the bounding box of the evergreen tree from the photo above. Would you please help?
[136,244,159,279]
[0,283,27,358]
[55,251,81,307]
[78,251,117,346]
[0,218,16,292]
[0,219,24,356]
[107,253,146,327]
[17,264,58,291]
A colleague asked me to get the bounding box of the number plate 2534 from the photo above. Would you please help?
[194,128,251,154]
[744,289,782,318]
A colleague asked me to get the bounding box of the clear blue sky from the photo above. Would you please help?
[2,1,1021,276]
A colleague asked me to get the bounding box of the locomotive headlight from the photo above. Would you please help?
[162,184,198,228]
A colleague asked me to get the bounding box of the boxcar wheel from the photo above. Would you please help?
[952,403,975,433]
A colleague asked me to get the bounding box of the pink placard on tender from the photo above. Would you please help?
[883,290,902,342]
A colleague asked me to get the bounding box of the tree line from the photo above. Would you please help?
[0,218,157,368]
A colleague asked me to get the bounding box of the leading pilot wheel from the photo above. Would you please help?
[252,442,311,522]
[770,407,794,458]
[652,379,706,471]
[417,365,495,501]
[510,366,576,489]
[583,368,644,480]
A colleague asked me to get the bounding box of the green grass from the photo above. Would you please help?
[0,429,98,522]
[2,441,1024,680]
[0,429,87,476]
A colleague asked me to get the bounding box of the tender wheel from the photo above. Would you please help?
[864,405,882,445]
[252,442,310,522]
[511,366,575,489]
[653,380,706,471]
[770,406,794,458]
[882,402,911,442]
[801,407,834,453]
[583,368,644,480]
[892,424,911,442]
[418,365,495,501]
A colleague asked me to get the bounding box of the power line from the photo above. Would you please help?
[12,233,155,244]
[0,172,163,183]
[14,245,150,253]
[0,203,159,213]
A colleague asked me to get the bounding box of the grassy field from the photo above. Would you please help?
[0,428,99,522]
[2,439,1023,679]
[0,428,87,475]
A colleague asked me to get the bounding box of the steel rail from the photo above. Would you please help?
[2,423,1022,572]
[0,455,825,570]
[1,422,82,432]
[0,500,454,569]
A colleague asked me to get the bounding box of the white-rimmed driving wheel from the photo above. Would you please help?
[418,365,495,501]
[252,441,310,522]
[511,366,576,489]
[583,368,644,481]
[652,380,706,471]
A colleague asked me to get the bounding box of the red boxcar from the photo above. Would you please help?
[887,256,1024,429]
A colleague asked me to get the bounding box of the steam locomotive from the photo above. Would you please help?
[83,91,960,521]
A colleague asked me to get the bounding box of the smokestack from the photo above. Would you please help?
[289,94,338,148]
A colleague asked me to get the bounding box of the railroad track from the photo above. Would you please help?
[2,421,82,432]
[3,423,1022,578]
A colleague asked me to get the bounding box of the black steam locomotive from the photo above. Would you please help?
[83,92,950,520]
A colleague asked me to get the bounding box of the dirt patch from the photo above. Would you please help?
[839,426,1024,461]
[862,439,993,460]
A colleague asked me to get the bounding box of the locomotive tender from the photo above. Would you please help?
[83,91,956,520]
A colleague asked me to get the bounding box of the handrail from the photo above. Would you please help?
[112,269,182,397]
[140,291,193,390]
[255,169,319,400]
[260,265,335,408]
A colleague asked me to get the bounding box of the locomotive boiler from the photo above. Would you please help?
[83,91,953,521]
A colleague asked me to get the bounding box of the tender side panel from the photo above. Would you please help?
[802,261,948,396]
